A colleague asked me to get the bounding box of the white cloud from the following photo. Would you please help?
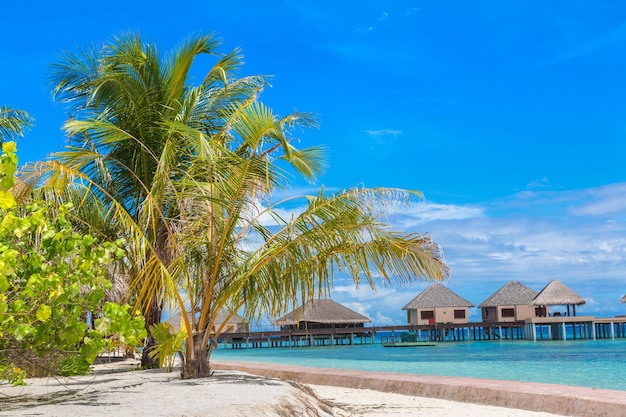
[246,182,626,325]
[568,183,626,216]
[388,201,483,228]
[365,129,402,137]
[526,177,550,190]
[322,182,626,323]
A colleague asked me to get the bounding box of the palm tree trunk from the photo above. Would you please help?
[141,298,163,368]
[141,229,170,369]
[181,330,211,379]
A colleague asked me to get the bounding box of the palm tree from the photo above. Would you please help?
[0,106,33,143]
[26,32,324,368]
[25,33,450,378]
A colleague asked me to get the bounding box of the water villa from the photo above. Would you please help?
[219,299,375,348]
[276,299,371,331]
[524,279,595,340]
[478,281,545,322]
[531,279,585,317]
[402,283,474,325]
[164,310,250,338]
[215,281,626,349]
[212,311,249,333]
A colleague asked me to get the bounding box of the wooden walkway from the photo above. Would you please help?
[217,321,528,349]
[217,316,626,349]
[525,315,626,341]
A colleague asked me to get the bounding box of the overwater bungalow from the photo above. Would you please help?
[165,310,249,333]
[478,281,547,322]
[532,279,585,317]
[212,311,249,333]
[402,283,474,325]
[275,299,371,331]
[621,294,626,303]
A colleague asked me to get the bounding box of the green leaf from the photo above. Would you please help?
[0,190,15,210]
[14,325,32,341]
[36,304,52,322]
[2,141,17,154]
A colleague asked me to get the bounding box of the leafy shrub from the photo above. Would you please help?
[0,142,146,385]
[148,322,187,372]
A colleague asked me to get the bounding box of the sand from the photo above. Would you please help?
[0,359,616,417]
[310,385,562,417]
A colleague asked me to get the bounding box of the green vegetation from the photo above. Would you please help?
[15,32,449,380]
[0,106,34,144]
[0,139,146,385]
[148,322,186,372]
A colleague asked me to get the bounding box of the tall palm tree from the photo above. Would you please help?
[25,33,450,378]
[26,32,324,368]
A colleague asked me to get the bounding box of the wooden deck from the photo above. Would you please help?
[525,315,626,341]
[216,321,528,349]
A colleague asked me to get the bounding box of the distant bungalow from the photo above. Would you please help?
[275,299,371,331]
[532,279,586,317]
[166,310,249,333]
[212,310,249,333]
[402,283,474,325]
[621,294,626,304]
[478,281,546,322]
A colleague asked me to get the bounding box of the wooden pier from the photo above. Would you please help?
[216,316,626,349]
[216,321,528,349]
[525,316,626,341]
[218,326,376,349]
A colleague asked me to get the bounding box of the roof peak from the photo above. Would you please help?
[402,283,474,309]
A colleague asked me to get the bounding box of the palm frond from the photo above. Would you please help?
[0,106,34,142]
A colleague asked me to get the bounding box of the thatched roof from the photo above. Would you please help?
[214,310,247,324]
[621,294,626,303]
[276,299,371,325]
[165,310,247,331]
[531,279,586,306]
[402,283,474,310]
[478,281,537,308]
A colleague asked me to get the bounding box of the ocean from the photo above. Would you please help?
[212,338,626,391]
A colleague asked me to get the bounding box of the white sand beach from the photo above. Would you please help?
[0,359,586,417]
[309,384,563,417]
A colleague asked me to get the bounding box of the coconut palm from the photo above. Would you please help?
[25,32,324,368]
[0,106,33,143]
[25,33,450,378]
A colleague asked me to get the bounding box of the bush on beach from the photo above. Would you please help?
[0,141,146,385]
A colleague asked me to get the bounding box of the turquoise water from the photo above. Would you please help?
[212,339,626,391]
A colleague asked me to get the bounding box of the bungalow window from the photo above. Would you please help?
[453,309,466,319]
[420,310,434,320]
[501,308,515,318]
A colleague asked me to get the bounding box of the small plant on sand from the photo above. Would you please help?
[0,140,146,385]
[148,322,187,372]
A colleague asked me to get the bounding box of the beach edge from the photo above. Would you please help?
[211,360,626,417]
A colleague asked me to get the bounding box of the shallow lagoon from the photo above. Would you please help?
[213,338,626,391]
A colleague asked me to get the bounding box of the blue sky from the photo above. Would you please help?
[3,1,626,324]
